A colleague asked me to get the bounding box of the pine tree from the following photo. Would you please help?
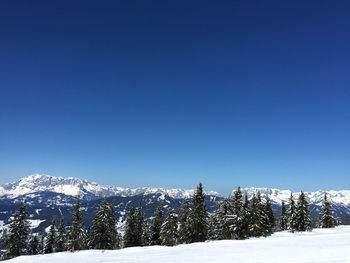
[55,217,67,252]
[279,201,288,231]
[160,208,178,246]
[44,218,56,254]
[4,202,30,259]
[295,191,312,231]
[27,234,40,255]
[69,194,85,252]
[241,192,250,238]
[150,202,163,245]
[207,213,218,240]
[264,196,275,233]
[141,220,151,246]
[134,203,143,246]
[248,193,267,237]
[178,198,192,244]
[214,198,234,240]
[287,193,297,231]
[232,187,244,239]
[123,205,142,247]
[38,234,45,254]
[257,192,270,236]
[91,199,116,249]
[191,183,208,242]
[317,193,339,228]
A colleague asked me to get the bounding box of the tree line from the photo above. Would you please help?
[1,183,339,260]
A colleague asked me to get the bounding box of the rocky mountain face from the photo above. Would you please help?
[0,174,349,237]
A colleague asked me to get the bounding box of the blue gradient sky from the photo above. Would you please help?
[0,1,349,194]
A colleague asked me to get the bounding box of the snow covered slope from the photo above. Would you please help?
[0,174,219,201]
[7,226,350,263]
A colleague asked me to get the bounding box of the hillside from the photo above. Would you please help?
[6,226,350,263]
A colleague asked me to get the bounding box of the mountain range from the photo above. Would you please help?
[0,174,349,237]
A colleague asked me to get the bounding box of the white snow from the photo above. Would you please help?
[27,219,45,229]
[6,226,350,263]
[238,187,350,206]
[0,174,220,200]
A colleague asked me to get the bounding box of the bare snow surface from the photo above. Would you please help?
[7,226,350,263]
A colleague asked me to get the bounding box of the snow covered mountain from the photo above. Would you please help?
[234,187,350,208]
[0,174,220,203]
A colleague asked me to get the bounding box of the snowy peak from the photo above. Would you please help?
[0,174,220,200]
[233,187,350,206]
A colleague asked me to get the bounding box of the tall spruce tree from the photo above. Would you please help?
[39,234,45,254]
[27,234,40,255]
[44,218,56,254]
[91,199,116,249]
[4,202,30,259]
[178,198,192,244]
[248,193,268,237]
[279,201,288,231]
[141,220,151,246]
[232,187,244,239]
[191,183,208,242]
[287,193,297,231]
[123,205,139,247]
[317,193,339,228]
[207,213,218,240]
[150,202,163,245]
[69,194,85,252]
[160,208,178,246]
[134,203,143,246]
[295,191,312,231]
[214,198,234,240]
[55,217,67,252]
[264,196,275,233]
[257,192,270,236]
[241,192,250,238]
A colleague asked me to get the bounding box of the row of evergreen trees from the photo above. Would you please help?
[1,184,339,260]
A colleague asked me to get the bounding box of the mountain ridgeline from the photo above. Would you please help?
[0,174,349,237]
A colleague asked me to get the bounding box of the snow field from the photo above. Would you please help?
[7,226,350,263]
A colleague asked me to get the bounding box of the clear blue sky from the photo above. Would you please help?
[0,0,349,195]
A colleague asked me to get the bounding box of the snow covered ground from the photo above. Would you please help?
[7,226,350,263]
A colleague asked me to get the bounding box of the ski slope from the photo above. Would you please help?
[7,226,350,263]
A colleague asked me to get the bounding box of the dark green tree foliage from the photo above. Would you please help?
[92,199,117,249]
[317,193,339,228]
[44,218,56,254]
[248,194,266,237]
[69,194,85,252]
[160,208,178,246]
[178,198,192,244]
[150,202,163,245]
[141,220,151,246]
[27,234,40,255]
[135,203,144,246]
[240,193,251,238]
[295,191,312,231]
[279,201,288,231]
[264,196,275,233]
[257,192,270,236]
[39,234,45,254]
[214,198,234,240]
[191,183,208,242]
[4,202,30,259]
[232,187,244,239]
[124,205,136,247]
[123,204,142,247]
[288,193,297,231]
[207,214,218,240]
[55,217,67,252]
